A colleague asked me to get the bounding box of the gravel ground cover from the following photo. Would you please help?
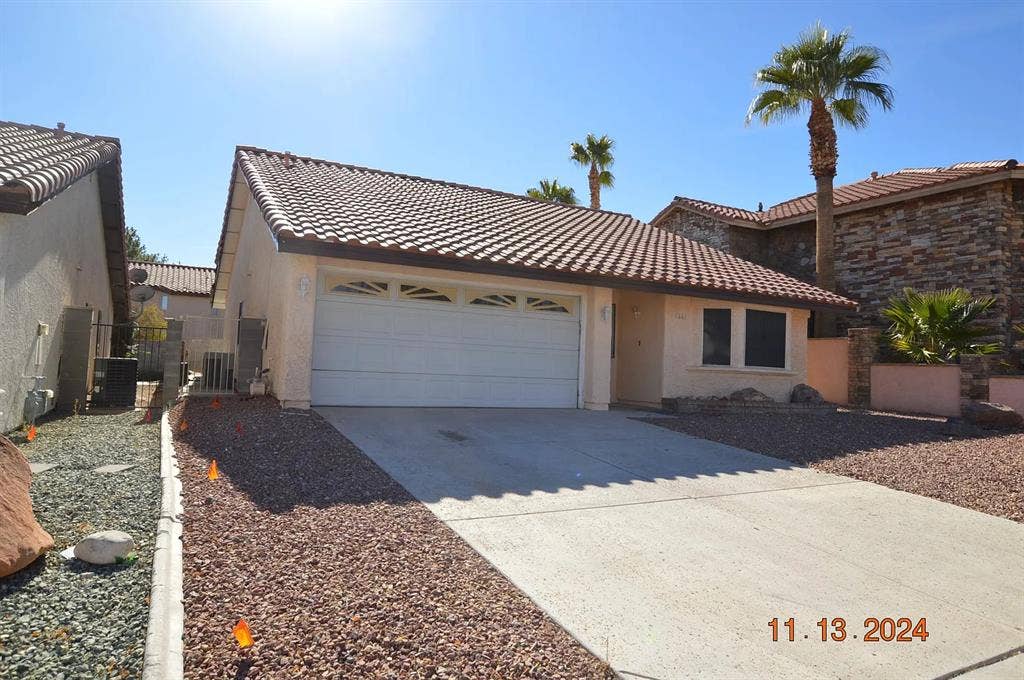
[173,397,614,679]
[0,410,161,678]
[643,410,1023,522]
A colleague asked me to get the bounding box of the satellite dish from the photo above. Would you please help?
[130,284,156,303]
[128,267,149,284]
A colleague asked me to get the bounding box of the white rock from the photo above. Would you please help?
[73,530,135,565]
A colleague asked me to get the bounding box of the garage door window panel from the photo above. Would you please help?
[325,278,390,298]
[467,290,519,309]
[399,283,456,303]
[526,296,576,315]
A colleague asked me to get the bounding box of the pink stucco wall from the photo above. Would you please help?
[990,376,1024,416]
[807,338,849,404]
[870,364,962,417]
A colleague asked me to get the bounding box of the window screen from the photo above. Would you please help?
[702,309,731,365]
[745,310,786,368]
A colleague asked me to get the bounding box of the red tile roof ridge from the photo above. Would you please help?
[665,159,1018,227]
[235,145,638,220]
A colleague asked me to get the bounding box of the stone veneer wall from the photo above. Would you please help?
[830,180,1022,338]
[847,328,880,406]
[656,180,1023,343]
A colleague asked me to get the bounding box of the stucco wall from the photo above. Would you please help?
[220,195,616,409]
[990,376,1024,416]
[806,337,850,404]
[0,173,113,432]
[661,296,809,402]
[870,364,962,417]
[161,293,213,319]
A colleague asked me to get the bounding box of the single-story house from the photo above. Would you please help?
[211,147,855,410]
[0,121,129,431]
[128,260,216,319]
[652,159,1023,341]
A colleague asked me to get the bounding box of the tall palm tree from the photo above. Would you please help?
[526,178,578,205]
[747,23,893,336]
[570,133,615,210]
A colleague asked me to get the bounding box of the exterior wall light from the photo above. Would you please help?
[298,274,311,298]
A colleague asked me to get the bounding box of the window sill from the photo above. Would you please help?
[688,365,796,377]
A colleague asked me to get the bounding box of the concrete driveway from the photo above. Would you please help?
[317,407,1024,680]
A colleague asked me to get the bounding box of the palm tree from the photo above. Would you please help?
[747,23,893,336]
[882,288,1001,364]
[526,178,578,205]
[569,133,615,210]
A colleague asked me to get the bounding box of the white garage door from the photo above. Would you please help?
[311,275,581,407]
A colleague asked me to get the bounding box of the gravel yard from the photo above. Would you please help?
[0,411,161,678]
[644,410,1023,522]
[173,397,613,679]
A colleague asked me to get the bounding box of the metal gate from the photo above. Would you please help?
[91,322,168,409]
[179,315,263,397]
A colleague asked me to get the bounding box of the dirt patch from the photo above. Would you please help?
[643,410,1023,523]
[173,397,613,679]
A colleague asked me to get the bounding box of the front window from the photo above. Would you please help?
[702,309,731,365]
[160,294,169,311]
[744,309,787,368]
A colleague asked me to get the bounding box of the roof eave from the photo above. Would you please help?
[277,235,856,313]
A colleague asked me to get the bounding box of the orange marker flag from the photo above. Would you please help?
[211,396,222,410]
[26,425,37,442]
[179,419,188,432]
[233,619,253,648]
[144,408,153,423]
[235,421,243,436]
[207,459,219,481]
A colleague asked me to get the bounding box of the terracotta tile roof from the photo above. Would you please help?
[0,120,130,323]
[0,120,120,206]
[665,159,1019,227]
[216,146,854,310]
[129,260,215,296]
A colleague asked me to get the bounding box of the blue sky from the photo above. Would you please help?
[2,1,1021,266]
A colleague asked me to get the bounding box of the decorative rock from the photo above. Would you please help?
[728,387,773,402]
[74,530,135,565]
[962,402,1023,430]
[790,383,825,404]
[0,435,54,577]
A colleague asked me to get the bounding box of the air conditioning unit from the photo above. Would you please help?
[93,358,138,408]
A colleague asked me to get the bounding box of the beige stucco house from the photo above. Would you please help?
[128,260,216,319]
[211,147,854,410]
[0,121,129,432]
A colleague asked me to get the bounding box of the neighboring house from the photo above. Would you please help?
[211,147,853,409]
[652,160,1024,341]
[0,121,129,431]
[128,260,215,318]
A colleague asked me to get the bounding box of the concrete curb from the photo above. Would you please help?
[141,409,184,680]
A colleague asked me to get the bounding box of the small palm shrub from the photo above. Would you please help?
[882,288,1002,364]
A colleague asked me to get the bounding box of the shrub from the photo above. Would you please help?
[882,288,1002,364]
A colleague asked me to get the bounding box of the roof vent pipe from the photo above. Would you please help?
[757,202,763,212]
[55,122,66,137]
[870,171,879,180]
[283,151,293,170]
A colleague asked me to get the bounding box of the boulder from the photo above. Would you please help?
[0,435,54,577]
[962,401,1024,430]
[74,530,135,565]
[790,383,825,404]
[728,387,773,402]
